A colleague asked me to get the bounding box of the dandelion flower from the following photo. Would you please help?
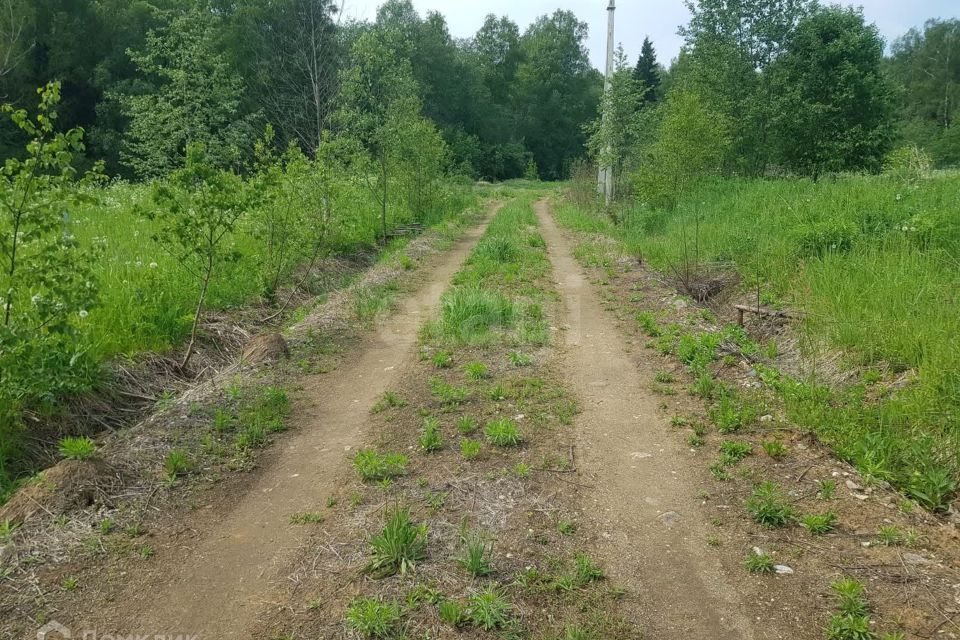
[79,310,89,319]
[149,262,158,269]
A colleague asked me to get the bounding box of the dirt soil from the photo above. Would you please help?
[537,199,768,638]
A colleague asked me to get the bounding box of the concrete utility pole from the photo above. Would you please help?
[598,0,616,206]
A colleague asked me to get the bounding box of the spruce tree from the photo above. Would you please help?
[633,37,661,105]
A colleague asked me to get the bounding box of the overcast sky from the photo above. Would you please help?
[343,0,958,70]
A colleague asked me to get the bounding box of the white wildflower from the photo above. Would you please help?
[149,262,158,269]
[79,310,89,319]
[31,294,41,305]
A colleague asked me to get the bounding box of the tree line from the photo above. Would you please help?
[587,1,959,207]
[0,0,603,181]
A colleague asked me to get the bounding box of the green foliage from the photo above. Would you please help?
[456,416,478,435]
[761,440,788,459]
[768,5,895,177]
[164,450,192,480]
[800,512,837,535]
[58,437,96,461]
[464,361,489,380]
[0,83,103,488]
[372,391,407,413]
[438,599,467,626]
[353,450,409,482]
[512,11,600,180]
[460,439,482,460]
[889,19,960,167]
[832,578,870,617]
[144,143,252,368]
[457,526,494,576]
[419,417,443,452]
[466,586,513,631]
[744,549,775,574]
[428,377,469,406]
[634,91,730,209]
[485,418,523,447]
[432,350,453,369]
[118,6,258,179]
[719,441,752,465]
[345,597,404,638]
[364,506,428,578]
[745,482,794,528]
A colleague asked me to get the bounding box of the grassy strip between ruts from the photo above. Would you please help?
[262,194,637,638]
[553,181,958,513]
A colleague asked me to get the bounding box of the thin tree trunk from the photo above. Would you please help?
[182,253,214,370]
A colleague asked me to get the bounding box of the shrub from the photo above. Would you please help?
[58,437,96,460]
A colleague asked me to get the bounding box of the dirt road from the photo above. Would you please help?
[536,199,757,638]
[72,207,498,640]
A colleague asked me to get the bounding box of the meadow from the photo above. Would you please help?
[558,172,960,509]
[0,174,476,503]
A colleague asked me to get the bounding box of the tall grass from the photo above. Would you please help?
[422,195,550,346]
[556,173,960,508]
[0,179,477,503]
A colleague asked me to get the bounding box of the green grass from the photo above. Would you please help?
[419,417,443,452]
[484,418,523,447]
[421,196,550,347]
[353,450,408,482]
[466,586,513,631]
[345,597,404,638]
[801,512,838,536]
[555,172,960,510]
[744,549,775,573]
[745,482,795,528]
[0,181,479,505]
[57,436,96,460]
[457,526,494,576]
[364,506,427,578]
